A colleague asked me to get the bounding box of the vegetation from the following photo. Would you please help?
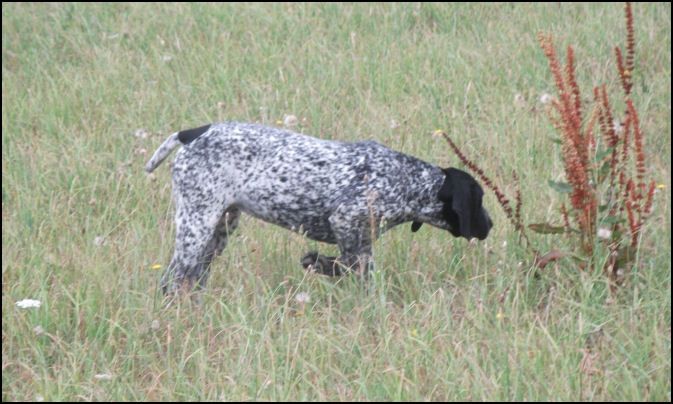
[443,3,659,293]
[3,3,670,401]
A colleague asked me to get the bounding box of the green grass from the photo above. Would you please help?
[2,3,670,401]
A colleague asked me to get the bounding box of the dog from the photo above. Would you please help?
[145,122,492,294]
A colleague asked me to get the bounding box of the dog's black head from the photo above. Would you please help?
[411,167,492,240]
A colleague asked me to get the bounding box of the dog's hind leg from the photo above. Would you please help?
[195,207,241,290]
[160,187,233,295]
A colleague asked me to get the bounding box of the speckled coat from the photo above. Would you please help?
[146,122,492,293]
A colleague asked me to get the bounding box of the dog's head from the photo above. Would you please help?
[411,168,492,240]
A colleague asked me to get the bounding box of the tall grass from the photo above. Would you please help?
[3,3,670,401]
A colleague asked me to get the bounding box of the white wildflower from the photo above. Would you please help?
[134,129,150,139]
[283,114,298,127]
[539,92,553,105]
[295,292,311,304]
[16,299,41,309]
[597,227,612,240]
[93,236,105,246]
[613,119,624,134]
[134,129,149,139]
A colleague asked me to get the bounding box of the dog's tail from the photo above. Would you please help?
[145,124,213,173]
[145,132,181,173]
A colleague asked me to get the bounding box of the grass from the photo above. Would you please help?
[2,3,670,401]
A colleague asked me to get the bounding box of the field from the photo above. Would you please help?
[2,3,670,401]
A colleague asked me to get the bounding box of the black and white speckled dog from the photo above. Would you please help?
[146,122,492,294]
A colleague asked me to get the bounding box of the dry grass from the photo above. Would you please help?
[2,3,670,401]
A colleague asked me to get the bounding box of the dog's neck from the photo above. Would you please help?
[405,166,453,231]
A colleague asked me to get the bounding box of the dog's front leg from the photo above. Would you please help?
[301,252,344,276]
[329,205,374,277]
[301,251,372,277]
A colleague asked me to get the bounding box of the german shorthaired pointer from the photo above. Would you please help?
[146,122,492,294]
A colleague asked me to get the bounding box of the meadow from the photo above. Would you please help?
[2,3,670,401]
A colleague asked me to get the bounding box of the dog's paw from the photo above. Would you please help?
[301,252,342,276]
[301,251,320,270]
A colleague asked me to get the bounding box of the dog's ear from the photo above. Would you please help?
[411,221,423,232]
[439,168,491,240]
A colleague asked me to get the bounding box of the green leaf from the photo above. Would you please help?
[548,180,573,194]
[601,215,624,225]
[611,228,624,240]
[595,161,611,185]
[528,223,566,234]
[593,147,615,163]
